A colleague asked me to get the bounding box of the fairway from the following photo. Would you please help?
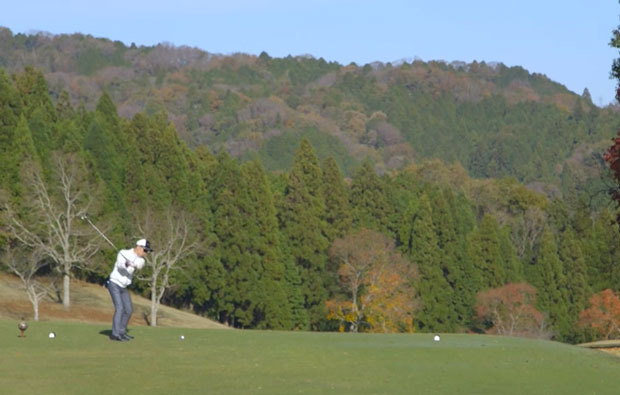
[1,320,619,395]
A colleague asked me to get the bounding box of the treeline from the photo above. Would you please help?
[2,67,620,343]
[0,28,617,205]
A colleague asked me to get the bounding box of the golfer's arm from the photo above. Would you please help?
[115,252,134,272]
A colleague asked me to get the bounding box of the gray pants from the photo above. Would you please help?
[108,281,133,337]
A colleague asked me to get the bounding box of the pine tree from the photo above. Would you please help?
[322,156,352,242]
[123,113,149,208]
[84,113,126,216]
[411,193,456,331]
[535,228,570,338]
[241,160,292,329]
[583,211,620,291]
[559,228,590,342]
[443,191,478,327]
[431,186,479,328]
[0,67,28,198]
[278,138,328,329]
[467,214,505,290]
[124,112,191,209]
[499,225,523,282]
[12,66,56,123]
[210,152,257,327]
[1,115,36,201]
[55,90,74,120]
[0,68,22,143]
[349,159,391,233]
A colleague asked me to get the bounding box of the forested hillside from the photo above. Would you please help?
[0,27,617,198]
[2,28,620,343]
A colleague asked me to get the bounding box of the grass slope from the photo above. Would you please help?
[0,273,226,329]
[1,319,620,395]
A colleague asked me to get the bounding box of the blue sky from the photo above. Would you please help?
[1,1,619,106]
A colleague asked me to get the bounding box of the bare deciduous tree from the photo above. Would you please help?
[2,153,102,309]
[2,242,52,321]
[137,208,198,326]
[510,207,547,258]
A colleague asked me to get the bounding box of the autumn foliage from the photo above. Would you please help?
[326,228,418,333]
[578,289,620,340]
[475,283,546,337]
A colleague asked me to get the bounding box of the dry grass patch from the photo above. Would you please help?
[0,272,227,329]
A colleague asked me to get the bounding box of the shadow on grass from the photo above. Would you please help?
[99,329,112,337]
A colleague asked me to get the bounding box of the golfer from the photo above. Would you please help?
[107,239,151,341]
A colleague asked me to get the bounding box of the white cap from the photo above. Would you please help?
[136,239,152,252]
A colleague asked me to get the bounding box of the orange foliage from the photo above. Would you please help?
[579,289,620,340]
[476,283,545,337]
[326,228,417,333]
[503,81,539,104]
[548,93,576,112]
[156,83,188,105]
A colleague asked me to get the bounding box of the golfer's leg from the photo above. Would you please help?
[108,282,125,337]
[119,288,133,335]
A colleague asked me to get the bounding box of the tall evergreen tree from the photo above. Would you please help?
[12,66,56,123]
[411,193,456,331]
[209,152,257,327]
[583,210,620,291]
[241,160,292,329]
[499,225,523,282]
[55,90,74,120]
[535,228,570,338]
[559,228,590,342]
[11,68,56,167]
[322,156,352,242]
[0,66,29,199]
[349,159,391,233]
[0,68,22,149]
[429,186,479,328]
[84,113,125,215]
[467,214,505,290]
[1,115,36,201]
[124,112,191,209]
[426,186,461,325]
[278,138,328,329]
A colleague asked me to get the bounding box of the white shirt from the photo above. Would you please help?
[109,248,145,288]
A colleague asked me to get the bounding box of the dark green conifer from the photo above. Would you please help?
[321,156,352,241]
[278,138,328,329]
[467,214,505,290]
[535,228,570,338]
[411,193,456,331]
[242,160,292,329]
[349,158,391,233]
[559,228,590,341]
[210,152,256,327]
[12,66,56,123]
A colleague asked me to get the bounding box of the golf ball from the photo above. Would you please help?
[48,332,56,339]
[433,335,440,342]
[180,335,185,340]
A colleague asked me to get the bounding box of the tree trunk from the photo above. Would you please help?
[27,285,40,321]
[63,273,70,310]
[33,294,40,321]
[151,283,158,327]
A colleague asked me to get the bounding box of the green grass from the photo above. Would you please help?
[1,319,619,395]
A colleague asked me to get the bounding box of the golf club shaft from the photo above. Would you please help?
[81,215,117,250]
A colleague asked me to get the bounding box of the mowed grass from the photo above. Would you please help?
[1,320,620,395]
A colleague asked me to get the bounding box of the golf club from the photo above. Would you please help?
[80,214,118,250]
[80,214,146,281]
